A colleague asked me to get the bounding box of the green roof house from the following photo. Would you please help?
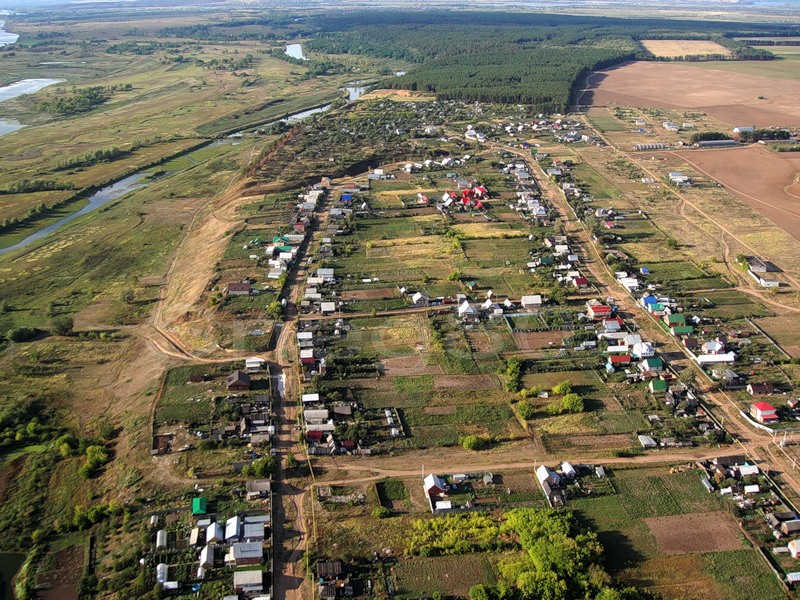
[670,325,694,336]
[664,313,686,326]
[649,379,668,393]
[192,497,207,516]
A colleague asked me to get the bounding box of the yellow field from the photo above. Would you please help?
[641,40,732,58]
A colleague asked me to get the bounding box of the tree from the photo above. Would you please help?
[285,452,298,469]
[678,368,697,387]
[469,584,490,600]
[7,327,36,342]
[517,402,536,420]
[51,315,74,336]
[560,393,584,414]
[552,380,572,395]
[267,300,283,320]
[242,455,276,477]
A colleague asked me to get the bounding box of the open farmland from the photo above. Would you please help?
[392,555,497,599]
[640,40,731,58]
[671,146,800,241]
[582,61,800,126]
[645,512,742,554]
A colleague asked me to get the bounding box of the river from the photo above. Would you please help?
[0,172,150,256]
[0,77,64,139]
[0,20,18,47]
[285,43,307,61]
[0,553,24,600]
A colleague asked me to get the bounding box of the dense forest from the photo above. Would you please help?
[154,10,792,113]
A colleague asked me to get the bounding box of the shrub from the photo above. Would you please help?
[51,315,74,336]
[552,380,572,395]
[516,402,536,420]
[7,327,37,342]
[461,434,488,451]
[372,506,391,519]
[561,393,584,413]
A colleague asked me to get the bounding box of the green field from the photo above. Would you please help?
[683,51,800,81]
[393,555,498,599]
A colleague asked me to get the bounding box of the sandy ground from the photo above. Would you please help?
[669,146,800,241]
[645,511,743,554]
[582,61,800,126]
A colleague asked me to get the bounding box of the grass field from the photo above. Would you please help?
[393,555,497,599]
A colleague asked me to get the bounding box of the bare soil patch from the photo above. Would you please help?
[671,146,800,241]
[641,40,731,58]
[583,61,800,126]
[37,546,82,600]
[433,374,497,390]
[645,511,742,554]
[466,330,494,353]
[341,287,400,301]
[513,330,564,350]
[382,355,442,377]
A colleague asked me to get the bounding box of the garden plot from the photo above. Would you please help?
[645,512,742,555]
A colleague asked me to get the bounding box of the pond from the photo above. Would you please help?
[0,553,24,599]
[0,172,151,255]
[285,43,307,61]
[0,118,23,138]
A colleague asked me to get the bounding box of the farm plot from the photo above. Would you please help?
[155,365,226,423]
[513,329,565,350]
[392,555,497,599]
[757,315,800,357]
[673,146,800,242]
[612,469,727,519]
[645,512,742,555]
[343,315,429,358]
[692,290,772,320]
[582,61,800,127]
[640,40,731,58]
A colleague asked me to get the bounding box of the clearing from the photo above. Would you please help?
[640,40,731,58]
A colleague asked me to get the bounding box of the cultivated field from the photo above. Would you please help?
[640,40,731,58]
[672,146,800,241]
[582,61,800,126]
[645,511,742,554]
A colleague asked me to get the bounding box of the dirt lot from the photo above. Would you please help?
[581,61,800,126]
[433,374,498,390]
[37,546,82,600]
[382,355,442,377]
[645,511,742,554]
[641,40,731,58]
[757,315,800,357]
[341,287,401,301]
[671,146,800,241]
[513,330,564,350]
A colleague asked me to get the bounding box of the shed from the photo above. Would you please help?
[225,516,242,542]
[700,476,714,493]
[595,466,606,478]
[317,560,344,580]
[243,522,265,542]
[156,529,167,551]
[189,527,201,546]
[206,522,223,543]
[638,435,657,449]
[744,484,760,495]
[227,370,251,391]
[192,497,207,516]
[156,563,168,585]
[561,462,576,479]
[199,544,213,568]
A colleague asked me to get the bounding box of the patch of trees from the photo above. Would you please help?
[2,179,74,194]
[242,455,276,477]
[105,41,178,55]
[406,508,644,599]
[55,146,136,171]
[689,131,731,144]
[499,357,524,392]
[738,129,791,143]
[33,86,114,116]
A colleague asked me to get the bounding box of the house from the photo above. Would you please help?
[649,379,668,394]
[300,349,315,366]
[607,355,631,369]
[206,522,223,544]
[573,276,590,289]
[783,520,800,535]
[586,302,612,320]
[789,539,800,559]
[638,435,657,449]
[226,281,251,296]
[243,522,265,542]
[317,560,344,581]
[225,516,242,542]
[411,292,429,306]
[458,301,480,322]
[603,318,623,333]
[748,382,774,396]
[561,462,576,479]
[192,497,207,516]
[233,569,264,594]
[751,401,779,424]
[664,313,686,327]
[245,357,265,373]
[227,370,251,391]
[225,542,262,567]
[520,295,543,310]
[424,474,447,496]
[630,342,655,360]
[199,544,213,568]
[320,301,337,315]
[639,358,663,373]
[749,270,779,288]
[702,339,726,355]
[245,480,271,500]
[535,464,560,486]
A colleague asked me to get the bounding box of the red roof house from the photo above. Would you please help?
[750,402,779,424]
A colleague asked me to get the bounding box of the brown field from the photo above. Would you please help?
[513,330,564,350]
[582,61,800,126]
[756,315,800,357]
[670,146,800,241]
[645,512,742,554]
[381,355,442,377]
[620,555,722,600]
[433,374,498,390]
[341,287,401,300]
[641,40,731,58]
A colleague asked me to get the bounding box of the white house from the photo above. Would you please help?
[520,295,543,310]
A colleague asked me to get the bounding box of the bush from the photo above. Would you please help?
[552,380,572,395]
[7,327,37,342]
[51,316,74,336]
[461,434,488,451]
[372,506,392,519]
[242,455,276,477]
[561,393,584,413]
[516,402,536,420]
